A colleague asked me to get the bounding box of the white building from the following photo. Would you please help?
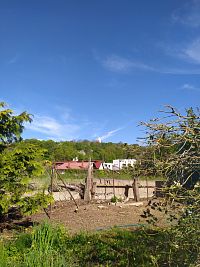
[99,159,136,171]
[100,162,113,170]
[113,159,136,170]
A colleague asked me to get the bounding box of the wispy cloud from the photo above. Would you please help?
[158,37,200,74]
[162,1,200,71]
[172,0,200,27]
[7,54,19,65]
[109,0,200,75]
[98,127,123,141]
[54,105,72,121]
[183,38,200,64]
[103,55,133,72]
[26,114,124,142]
[25,115,80,140]
[161,68,200,75]
[181,83,200,92]
[96,119,136,142]
[102,55,155,73]
[102,54,200,75]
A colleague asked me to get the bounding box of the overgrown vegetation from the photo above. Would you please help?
[0,221,199,267]
[137,105,200,188]
[139,105,200,265]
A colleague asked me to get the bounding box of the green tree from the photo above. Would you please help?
[0,102,51,219]
[140,105,200,188]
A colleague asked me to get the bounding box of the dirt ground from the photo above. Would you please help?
[31,199,150,233]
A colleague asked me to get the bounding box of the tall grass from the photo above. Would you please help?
[24,222,75,267]
[0,242,9,267]
[0,223,74,267]
[0,221,199,266]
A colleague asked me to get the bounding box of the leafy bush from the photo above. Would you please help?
[0,102,52,219]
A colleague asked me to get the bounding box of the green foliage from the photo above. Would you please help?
[22,139,139,162]
[138,105,200,265]
[0,102,31,150]
[141,185,200,265]
[0,143,52,217]
[0,223,73,267]
[23,223,71,266]
[0,102,52,219]
[0,222,199,266]
[142,185,200,225]
[110,195,122,203]
[138,106,200,188]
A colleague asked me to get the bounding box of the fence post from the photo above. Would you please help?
[91,182,96,199]
[133,178,140,202]
[84,160,93,202]
[125,185,129,198]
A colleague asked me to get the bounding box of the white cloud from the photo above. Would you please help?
[157,37,200,73]
[103,55,133,72]
[181,83,200,92]
[98,127,123,141]
[172,0,200,27]
[102,55,155,73]
[102,54,200,75]
[97,34,200,76]
[25,115,80,140]
[183,38,200,64]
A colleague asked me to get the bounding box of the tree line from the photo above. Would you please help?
[21,139,146,162]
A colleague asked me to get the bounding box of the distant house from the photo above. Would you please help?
[99,162,113,170]
[54,160,103,172]
[55,161,89,171]
[113,159,136,170]
[92,160,103,169]
[54,159,136,172]
[99,159,136,171]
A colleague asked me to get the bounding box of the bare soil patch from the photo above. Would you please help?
[31,200,149,233]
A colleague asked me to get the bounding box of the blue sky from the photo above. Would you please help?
[0,0,200,143]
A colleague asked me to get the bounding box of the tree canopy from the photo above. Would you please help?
[0,102,31,148]
[0,102,51,219]
[22,139,139,162]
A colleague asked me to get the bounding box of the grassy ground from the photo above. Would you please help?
[0,221,199,267]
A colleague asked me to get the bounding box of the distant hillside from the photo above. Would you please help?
[22,139,143,162]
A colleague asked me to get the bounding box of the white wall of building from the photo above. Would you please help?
[113,159,136,169]
[100,159,136,170]
[101,162,113,170]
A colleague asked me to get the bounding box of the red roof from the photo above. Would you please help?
[54,160,103,170]
[55,161,89,170]
[93,160,102,169]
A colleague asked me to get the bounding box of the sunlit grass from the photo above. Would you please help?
[0,219,199,267]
